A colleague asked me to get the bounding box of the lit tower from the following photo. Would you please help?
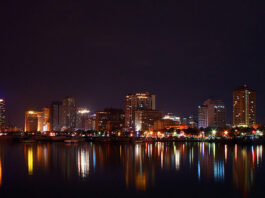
[198,99,226,128]
[25,111,38,132]
[233,85,256,127]
[61,97,77,130]
[125,92,156,131]
[76,108,90,130]
[0,99,6,128]
[50,101,62,131]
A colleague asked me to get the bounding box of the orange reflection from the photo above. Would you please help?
[16,142,263,196]
[28,147,33,175]
[135,172,147,191]
[233,148,255,198]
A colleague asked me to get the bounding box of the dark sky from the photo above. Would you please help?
[0,0,264,127]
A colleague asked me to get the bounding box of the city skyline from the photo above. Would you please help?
[1,0,265,127]
[0,84,262,128]
[0,1,265,198]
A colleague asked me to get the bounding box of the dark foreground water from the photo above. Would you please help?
[0,142,264,198]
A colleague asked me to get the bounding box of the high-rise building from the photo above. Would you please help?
[95,111,109,131]
[25,109,50,132]
[95,108,124,131]
[76,108,90,130]
[50,101,62,131]
[233,85,256,127]
[86,114,96,131]
[0,99,6,128]
[135,110,162,131]
[125,92,156,131]
[62,97,76,130]
[25,111,38,132]
[42,107,50,131]
[104,108,124,131]
[198,99,226,128]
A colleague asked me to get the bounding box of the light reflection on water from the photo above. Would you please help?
[0,142,264,197]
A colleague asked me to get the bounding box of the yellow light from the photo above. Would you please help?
[78,109,90,114]
[212,130,216,135]
[28,148,33,175]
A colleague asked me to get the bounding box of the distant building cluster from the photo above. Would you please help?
[23,96,125,132]
[0,84,258,133]
[197,85,256,129]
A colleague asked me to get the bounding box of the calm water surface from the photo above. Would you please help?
[0,142,264,198]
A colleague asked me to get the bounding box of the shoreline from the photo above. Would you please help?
[0,135,264,145]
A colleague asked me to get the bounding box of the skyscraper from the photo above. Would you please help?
[50,101,62,131]
[25,111,38,132]
[42,107,50,131]
[233,85,256,127]
[61,97,76,130]
[198,99,226,128]
[25,109,50,132]
[76,108,90,130]
[0,99,6,128]
[95,108,124,131]
[125,92,156,131]
[135,110,162,131]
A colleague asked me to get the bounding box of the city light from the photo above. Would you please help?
[212,130,216,135]
[78,109,90,114]
[27,111,35,114]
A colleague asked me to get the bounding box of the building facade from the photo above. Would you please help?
[198,99,226,128]
[50,101,62,131]
[25,111,39,132]
[95,108,124,131]
[0,99,6,128]
[76,108,90,131]
[233,85,256,127]
[42,107,50,131]
[135,110,162,131]
[153,119,188,131]
[25,109,50,132]
[61,97,76,130]
[86,114,96,131]
[125,92,156,131]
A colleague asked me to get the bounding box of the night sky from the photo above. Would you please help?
[0,0,264,127]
